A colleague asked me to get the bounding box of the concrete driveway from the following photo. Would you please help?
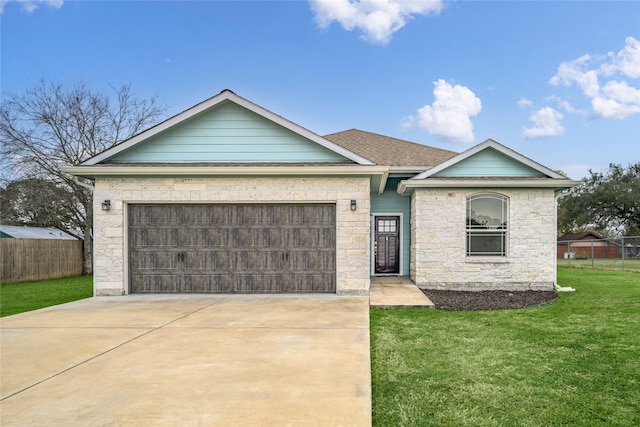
[0,294,371,426]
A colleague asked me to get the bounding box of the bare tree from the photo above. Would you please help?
[0,81,165,274]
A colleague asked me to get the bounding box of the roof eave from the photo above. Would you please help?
[397,178,580,195]
[64,165,388,179]
[388,166,434,174]
[64,164,389,195]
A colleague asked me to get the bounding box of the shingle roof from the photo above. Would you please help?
[323,129,458,168]
[557,232,603,241]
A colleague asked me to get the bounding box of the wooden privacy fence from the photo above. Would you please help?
[0,239,83,284]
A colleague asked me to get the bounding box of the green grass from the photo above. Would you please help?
[0,276,93,317]
[371,268,640,426]
[557,257,640,272]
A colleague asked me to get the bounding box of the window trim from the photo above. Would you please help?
[466,193,509,257]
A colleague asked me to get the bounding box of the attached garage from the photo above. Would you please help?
[128,204,336,293]
[66,91,379,296]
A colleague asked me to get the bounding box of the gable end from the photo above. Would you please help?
[413,139,567,180]
[80,90,374,166]
[106,101,352,164]
[432,147,546,178]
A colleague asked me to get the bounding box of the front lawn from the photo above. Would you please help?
[557,257,640,272]
[371,268,640,426]
[0,276,93,317]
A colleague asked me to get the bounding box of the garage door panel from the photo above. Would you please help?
[129,228,178,247]
[289,251,335,270]
[232,251,285,271]
[234,274,283,293]
[284,274,335,293]
[204,275,236,293]
[182,251,222,270]
[130,251,180,270]
[183,275,231,293]
[129,204,336,293]
[132,274,183,293]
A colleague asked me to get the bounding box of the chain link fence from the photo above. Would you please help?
[557,236,640,272]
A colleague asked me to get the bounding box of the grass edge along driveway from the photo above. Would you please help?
[0,276,93,317]
[370,267,640,427]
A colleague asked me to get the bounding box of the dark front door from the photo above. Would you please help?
[374,216,400,274]
[128,204,336,293]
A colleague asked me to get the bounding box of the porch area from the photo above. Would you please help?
[369,277,434,308]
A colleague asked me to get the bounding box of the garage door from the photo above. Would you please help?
[128,204,336,293]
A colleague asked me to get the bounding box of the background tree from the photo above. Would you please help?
[559,163,640,236]
[0,178,83,237]
[0,81,164,274]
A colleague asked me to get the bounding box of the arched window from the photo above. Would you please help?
[466,193,508,257]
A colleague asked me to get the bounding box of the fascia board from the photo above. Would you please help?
[412,139,567,180]
[375,170,390,195]
[63,165,389,179]
[81,90,374,166]
[388,166,433,174]
[397,178,580,195]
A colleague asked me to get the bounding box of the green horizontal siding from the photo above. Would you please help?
[371,178,411,276]
[434,148,545,177]
[108,101,350,163]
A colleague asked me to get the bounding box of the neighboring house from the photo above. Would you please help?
[0,225,77,240]
[557,232,619,258]
[558,232,603,242]
[65,90,577,296]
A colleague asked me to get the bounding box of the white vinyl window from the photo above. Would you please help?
[466,194,508,257]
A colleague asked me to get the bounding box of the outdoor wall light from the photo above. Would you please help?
[101,200,111,211]
[350,200,357,211]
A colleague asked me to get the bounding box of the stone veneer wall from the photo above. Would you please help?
[93,176,370,296]
[411,188,556,291]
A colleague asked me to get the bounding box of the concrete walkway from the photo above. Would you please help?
[0,294,371,426]
[369,277,434,308]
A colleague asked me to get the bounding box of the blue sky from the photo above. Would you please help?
[1,0,639,180]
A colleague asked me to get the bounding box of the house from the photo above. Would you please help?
[64,90,578,296]
[557,232,619,259]
[0,225,78,240]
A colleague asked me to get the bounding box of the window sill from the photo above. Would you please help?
[465,257,510,264]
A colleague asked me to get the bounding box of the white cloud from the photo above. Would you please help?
[545,95,578,113]
[549,37,640,120]
[309,0,444,44]
[0,0,63,14]
[557,99,576,113]
[522,107,564,139]
[592,83,640,119]
[517,97,532,109]
[600,36,640,79]
[410,79,482,143]
[550,54,600,98]
[601,80,640,105]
